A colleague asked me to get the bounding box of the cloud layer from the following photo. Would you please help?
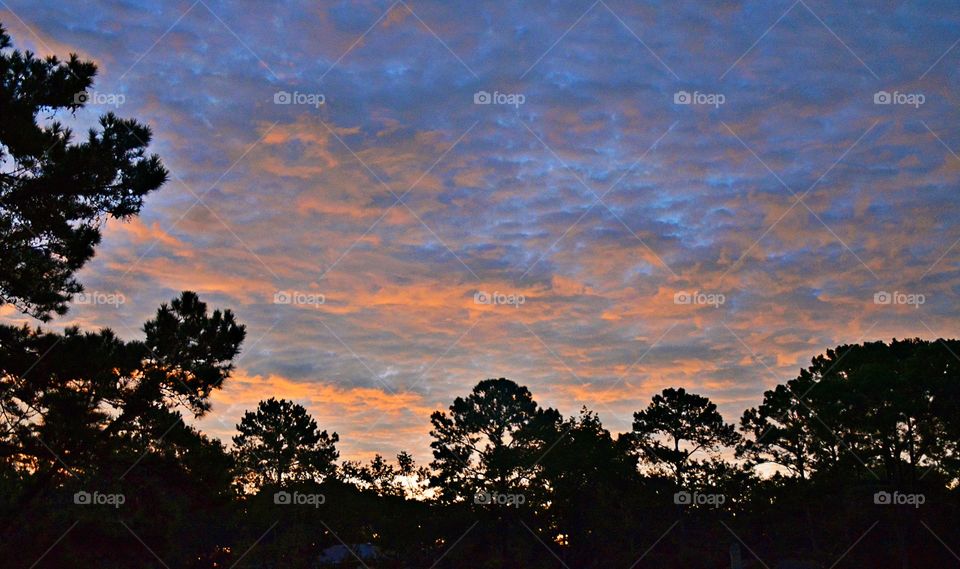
[5,0,960,460]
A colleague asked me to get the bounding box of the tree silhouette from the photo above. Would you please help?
[5,353,960,568]
[0,291,243,472]
[632,387,740,486]
[0,291,244,541]
[140,291,247,416]
[233,397,339,489]
[341,451,430,498]
[536,408,641,566]
[0,24,167,320]
[738,378,819,479]
[740,339,960,485]
[428,377,561,503]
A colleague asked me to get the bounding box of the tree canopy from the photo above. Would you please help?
[632,387,740,485]
[428,377,562,503]
[0,23,167,320]
[233,397,340,489]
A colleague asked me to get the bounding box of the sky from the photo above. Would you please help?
[2,0,959,462]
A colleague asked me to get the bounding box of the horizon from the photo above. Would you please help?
[3,0,959,465]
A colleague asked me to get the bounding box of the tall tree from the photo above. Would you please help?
[0,291,244,474]
[0,291,244,532]
[632,387,739,486]
[0,23,167,320]
[738,377,819,479]
[741,339,960,485]
[536,408,641,565]
[233,398,339,489]
[139,291,247,417]
[428,378,561,503]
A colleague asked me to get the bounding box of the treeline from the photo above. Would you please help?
[2,21,959,569]
[2,301,959,568]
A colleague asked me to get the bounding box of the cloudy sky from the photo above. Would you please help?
[3,0,959,461]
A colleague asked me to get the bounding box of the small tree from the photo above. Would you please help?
[341,451,430,498]
[632,387,739,486]
[233,398,339,489]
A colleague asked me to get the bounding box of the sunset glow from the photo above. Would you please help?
[6,0,958,464]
